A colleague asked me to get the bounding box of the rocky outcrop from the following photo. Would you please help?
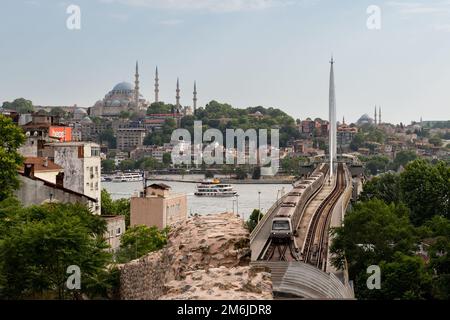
[119,213,272,300]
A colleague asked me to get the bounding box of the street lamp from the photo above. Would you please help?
[235,194,240,220]
[258,191,261,223]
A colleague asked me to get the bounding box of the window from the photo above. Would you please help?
[116,228,121,235]
[95,182,98,190]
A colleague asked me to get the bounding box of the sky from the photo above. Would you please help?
[1,0,450,124]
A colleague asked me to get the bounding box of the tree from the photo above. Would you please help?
[429,136,443,147]
[2,98,34,114]
[101,189,130,227]
[116,225,169,263]
[246,209,264,232]
[235,167,247,180]
[146,102,172,115]
[399,159,449,225]
[359,173,401,204]
[118,160,135,171]
[101,159,115,173]
[0,201,112,299]
[49,107,67,118]
[0,115,25,201]
[392,150,417,170]
[163,152,172,166]
[138,157,161,171]
[99,129,117,149]
[252,167,261,180]
[364,155,390,176]
[330,199,418,299]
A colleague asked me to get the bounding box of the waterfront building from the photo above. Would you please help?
[130,183,187,229]
[15,165,98,211]
[116,127,146,151]
[102,215,126,252]
[46,142,102,214]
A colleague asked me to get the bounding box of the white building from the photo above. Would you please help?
[48,142,102,214]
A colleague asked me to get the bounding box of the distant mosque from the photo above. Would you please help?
[356,106,382,126]
[90,62,195,118]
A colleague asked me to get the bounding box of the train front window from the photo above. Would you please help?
[273,221,290,230]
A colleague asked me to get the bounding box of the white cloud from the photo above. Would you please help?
[159,19,184,25]
[387,1,450,15]
[98,0,297,13]
[432,23,450,32]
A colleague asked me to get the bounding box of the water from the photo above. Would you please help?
[102,175,292,220]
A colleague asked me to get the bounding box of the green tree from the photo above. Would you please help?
[49,107,67,118]
[392,150,417,170]
[252,167,261,180]
[399,159,449,225]
[429,136,443,147]
[101,189,130,227]
[235,167,247,180]
[0,115,25,201]
[101,159,116,173]
[359,173,401,204]
[2,98,34,114]
[116,225,169,263]
[99,129,117,149]
[163,152,172,166]
[364,155,390,175]
[330,199,418,299]
[138,157,161,171]
[246,209,264,232]
[0,201,112,299]
[118,160,136,171]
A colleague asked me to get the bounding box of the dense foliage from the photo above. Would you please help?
[0,115,25,201]
[101,189,131,227]
[331,159,450,299]
[116,225,169,263]
[0,200,114,299]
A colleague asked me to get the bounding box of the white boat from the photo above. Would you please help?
[112,172,143,182]
[194,179,237,197]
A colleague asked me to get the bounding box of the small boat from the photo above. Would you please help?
[101,176,113,182]
[194,179,237,197]
[112,172,143,183]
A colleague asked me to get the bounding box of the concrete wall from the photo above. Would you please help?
[130,194,187,229]
[103,216,126,252]
[34,171,59,184]
[52,143,101,214]
[15,175,94,209]
[130,197,164,229]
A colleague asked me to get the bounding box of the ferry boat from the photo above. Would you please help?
[112,172,143,183]
[194,178,237,197]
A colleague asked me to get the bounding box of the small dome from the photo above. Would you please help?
[113,82,133,91]
[112,100,121,107]
[74,107,87,115]
[81,116,92,124]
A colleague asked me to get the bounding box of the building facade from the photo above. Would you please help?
[130,183,187,229]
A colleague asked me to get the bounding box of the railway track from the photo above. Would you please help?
[302,164,346,271]
[260,239,300,261]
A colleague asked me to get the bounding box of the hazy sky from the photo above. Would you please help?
[1,0,450,124]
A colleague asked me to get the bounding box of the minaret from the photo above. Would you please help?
[193,81,197,114]
[134,61,140,107]
[329,56,337,178]
[176,78,181,110]
[154,66,159,103]
[379,106,381,124]
[374,106,377,125]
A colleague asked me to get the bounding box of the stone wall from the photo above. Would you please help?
[118,213,272,300]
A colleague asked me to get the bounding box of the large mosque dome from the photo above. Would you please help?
[112,82,134,92]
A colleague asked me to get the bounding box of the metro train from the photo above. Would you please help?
[270,164,327,240]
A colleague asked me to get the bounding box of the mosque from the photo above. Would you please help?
[89,62,195,118]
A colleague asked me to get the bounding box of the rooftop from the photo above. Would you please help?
[20,157,62,172]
